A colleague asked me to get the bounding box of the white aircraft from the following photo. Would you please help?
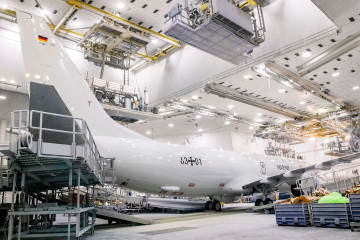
[15,12,360,211]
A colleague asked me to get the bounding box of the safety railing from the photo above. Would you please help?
[299,164,360,195]
[10,110,30,154]
[10,110,105,183]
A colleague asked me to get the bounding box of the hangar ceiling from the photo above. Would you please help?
[1,0,360,141]
[131,2,360,138]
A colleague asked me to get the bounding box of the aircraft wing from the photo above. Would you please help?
[242,152,360,193]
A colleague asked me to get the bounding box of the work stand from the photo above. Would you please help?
[0,110,115,239]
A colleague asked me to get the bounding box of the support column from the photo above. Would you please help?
[76,168,81,238]
[0,119,6,144]
[0,157,3,188]
[67,168,72,240]
[100,47,108,79]
[77,169,80,209]
[8,170,17,240]
[68,169,73,208]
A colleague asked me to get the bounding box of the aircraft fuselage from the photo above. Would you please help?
[95,136,303,200]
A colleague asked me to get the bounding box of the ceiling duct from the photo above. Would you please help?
[204,83,307,119]
[165,99,262,126]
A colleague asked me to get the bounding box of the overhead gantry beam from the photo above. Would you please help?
[53,5,78,33]
[265,61,350,109]
[296,32,360,76]
[204,83,307,119]
[0,8,16,22]
[66,0,180,47]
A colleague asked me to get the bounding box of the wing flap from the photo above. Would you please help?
[315,152,360,170]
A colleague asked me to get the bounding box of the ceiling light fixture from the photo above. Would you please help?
[224,121,230,125]
[152,38,159,44]
[332,72,339,77]
[299,101,306,105]
[191,95,198,99]
[345,134,351,140]
[117,2,125,9]
[207,105,215,109]
[228,105,234,109]
[10,80,15,84]
[0,95,6,100]
[195,115,201,119]
[0,78,5,82]
[198,128,203,132]
[353,86,359,90]
[256,113,262,116]
[302,52,311,57]
[249,126,254,130]
[181,99,188,103]
[278,89,286,93]
[244,75,252,79]
[168,123,174,128]
[146,130,152,135]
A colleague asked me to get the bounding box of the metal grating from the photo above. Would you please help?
[212,13,254,40]
[165,19,257,65]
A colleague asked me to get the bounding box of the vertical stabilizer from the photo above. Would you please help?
[16,11,148,141]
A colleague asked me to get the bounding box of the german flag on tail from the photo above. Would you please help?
[38,35,48,43]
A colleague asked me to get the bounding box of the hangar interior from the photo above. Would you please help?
[1,0,360,239]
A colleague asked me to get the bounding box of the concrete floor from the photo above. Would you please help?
[87,210,360,240]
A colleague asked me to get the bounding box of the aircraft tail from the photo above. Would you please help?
[16,11,148,141]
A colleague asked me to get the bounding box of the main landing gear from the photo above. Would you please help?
[205,200,222,212]
[255,198,273,206]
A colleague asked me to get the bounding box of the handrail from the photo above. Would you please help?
[7,109,109,186]
[26,110,105,183]
[10,110,30,154]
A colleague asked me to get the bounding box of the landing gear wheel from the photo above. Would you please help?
[291,184,303,197]
[351,226,355,232]
[264,198,273,205]
[255,199,264,206]
[205,201,212,210]
[212,201,221,212]
[108,219,113,225]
